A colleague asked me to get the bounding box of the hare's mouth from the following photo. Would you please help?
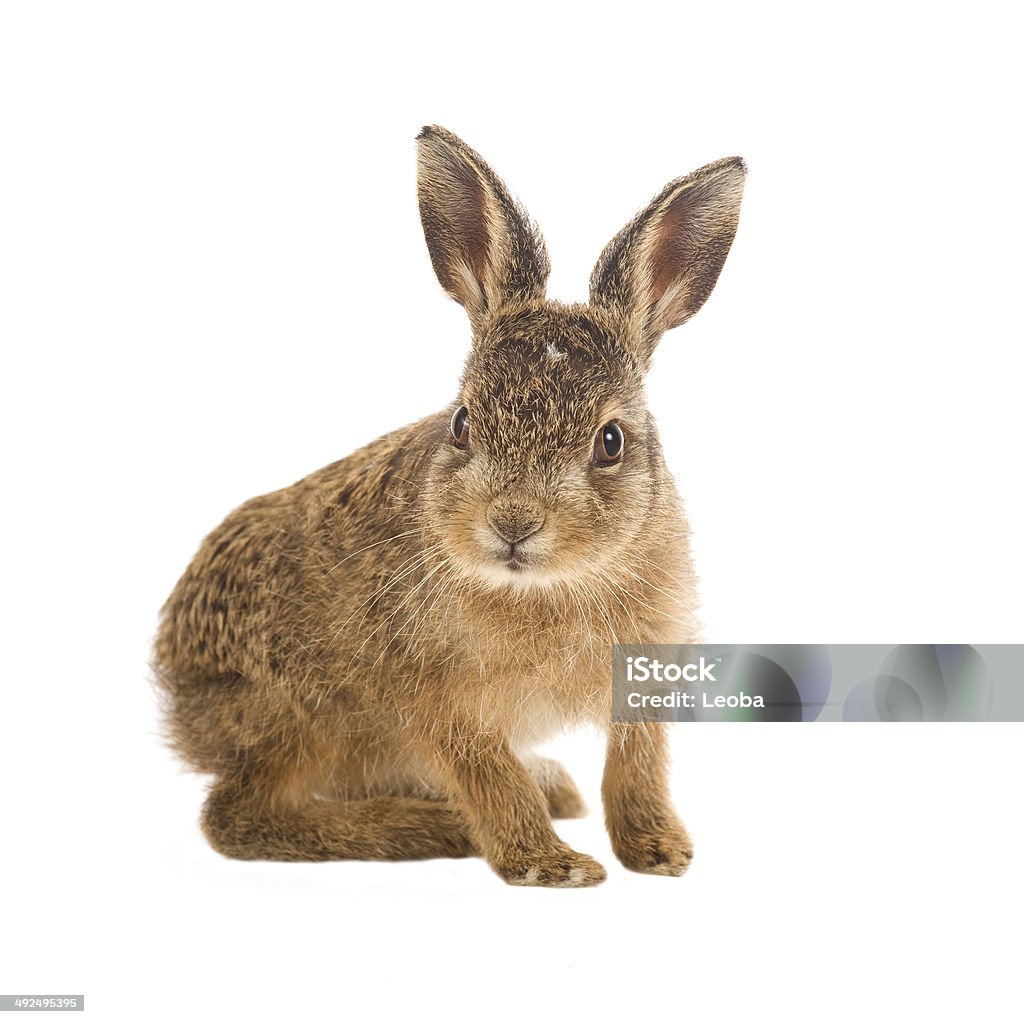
[464,522,563,589]
[489,550,530,580]
[501,545,528,571]
[496,536,553,579]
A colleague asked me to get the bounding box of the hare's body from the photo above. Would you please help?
[157,375,695,795]
[155,129,744,886]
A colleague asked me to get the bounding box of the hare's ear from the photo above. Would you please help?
[590,156,746,364]
[416,126,550,330]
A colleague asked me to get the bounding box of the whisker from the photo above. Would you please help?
[322,528,423,576]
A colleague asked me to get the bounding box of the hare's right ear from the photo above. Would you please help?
[590,156,746,366]
[416,126,550,331]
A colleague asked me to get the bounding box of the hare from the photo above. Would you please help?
[154,126,745,887]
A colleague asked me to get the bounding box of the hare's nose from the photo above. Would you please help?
[487,502,545,545]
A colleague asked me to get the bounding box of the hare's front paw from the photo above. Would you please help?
[494,844,607,888]
[612,821,694,877]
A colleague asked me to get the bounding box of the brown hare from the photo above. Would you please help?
[154,126,745,887]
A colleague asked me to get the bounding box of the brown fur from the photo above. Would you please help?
[153,126,745,887]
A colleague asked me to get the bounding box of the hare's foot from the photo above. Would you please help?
[603,721,691,876]
[610,819,693,877]
[202,778,476,861]
[525,755,587,819]
[495,842,607,888]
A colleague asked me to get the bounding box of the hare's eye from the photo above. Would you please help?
[594,422,624,465]
[450,406,470,449]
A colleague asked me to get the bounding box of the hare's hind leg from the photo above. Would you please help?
[201,775,477,861]
[524,755,587,819]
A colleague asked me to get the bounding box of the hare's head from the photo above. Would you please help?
[416,126,745,592]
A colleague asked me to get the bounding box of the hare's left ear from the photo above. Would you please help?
[416,126,550,332]
[590,156,746,364]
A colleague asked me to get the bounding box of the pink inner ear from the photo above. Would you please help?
[446,160,491,291]
[649,191,698,307]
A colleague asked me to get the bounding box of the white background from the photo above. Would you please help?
[2,2,1022,1022]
